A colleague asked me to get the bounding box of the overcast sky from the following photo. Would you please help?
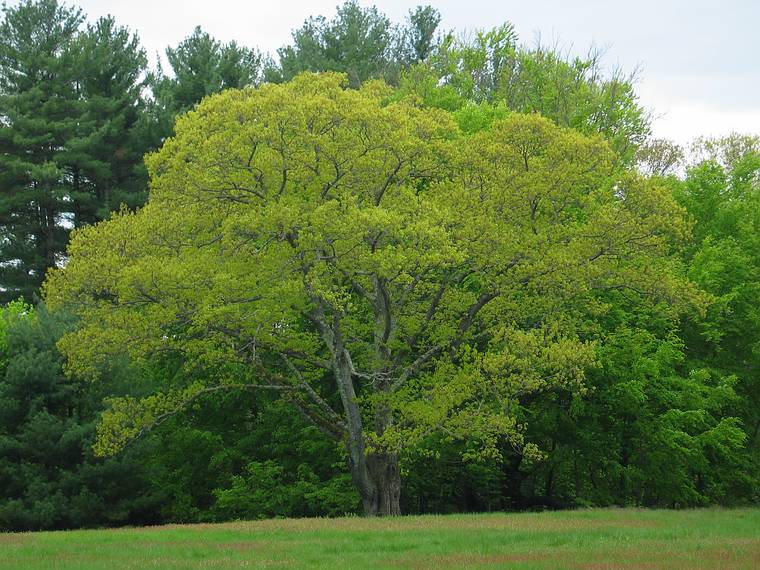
[11,0,760,145]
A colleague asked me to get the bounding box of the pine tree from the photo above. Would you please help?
[0,2,151,302]
[67,16,150,225]
[0,0,83,302]
[151,26,261,139]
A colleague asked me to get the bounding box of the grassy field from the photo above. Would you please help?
[1,508,759,569]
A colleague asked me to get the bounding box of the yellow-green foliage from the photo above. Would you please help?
[45,73,697,463]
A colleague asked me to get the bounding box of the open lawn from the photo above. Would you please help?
[1,508,759,569]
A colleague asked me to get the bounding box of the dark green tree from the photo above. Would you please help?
[515,302,747,508]
[0,302,159,531]
[400,5,441,64]
[68,16,150,224]
[0,0,83,302]
[151,26,262,137]
[0,1,151,302]
[132,385,357,522]
[276,1,394,87]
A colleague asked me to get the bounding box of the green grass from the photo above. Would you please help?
[2,508,759,569]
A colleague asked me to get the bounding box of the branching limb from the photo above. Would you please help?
[279,352,345,428]
[100,384,299,456]
[392,289,499,391]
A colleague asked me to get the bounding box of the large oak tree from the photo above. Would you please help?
[46,73,693,515]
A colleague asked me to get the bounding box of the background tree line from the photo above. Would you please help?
[0,0,758,529]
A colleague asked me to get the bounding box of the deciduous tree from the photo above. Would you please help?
[400,30,651,163]
[46,73,694,516]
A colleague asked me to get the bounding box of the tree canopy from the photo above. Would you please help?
[276,1,413,87]
[152,26,263,129]
[46,72,695,515]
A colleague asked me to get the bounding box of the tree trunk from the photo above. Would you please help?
[332,352,377,515]
[362,378,401,516]
[336,375,402,516]
[341,404,403,516]
[326,323,402,516]
[364,452,401,516]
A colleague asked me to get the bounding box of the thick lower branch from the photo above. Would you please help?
[130,382,298,446]
[280,352,345,428]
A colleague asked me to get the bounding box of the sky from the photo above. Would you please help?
[10,0,760,145]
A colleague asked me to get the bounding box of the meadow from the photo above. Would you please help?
[2,508,759,569]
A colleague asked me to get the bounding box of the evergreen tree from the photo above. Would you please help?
[277,1,394,87]
[151,26,262,138]
[0,302,159,531]
[67,16,150,224]
[0,1,151,302]
[0,0,83,302]
[399,5,441,65]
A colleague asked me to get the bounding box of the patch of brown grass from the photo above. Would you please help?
[391,552,555,569]
[0,533,26,545]
[571,537,760,570]
[134,512,658,535]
